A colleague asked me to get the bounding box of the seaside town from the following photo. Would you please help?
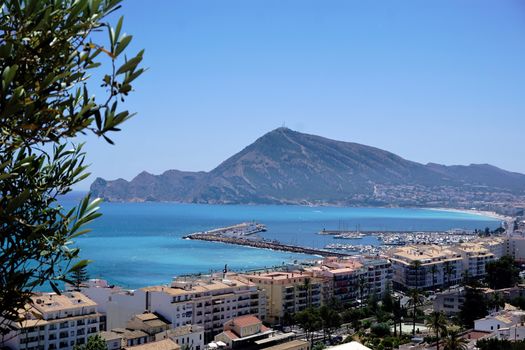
[2,2,525,350]
[3,214,525,350]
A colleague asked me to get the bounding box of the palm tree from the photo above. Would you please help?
[488,292,504,312]
[410,260,423,290]
[442,330,468,350]
[392,297,403,337]
[357,275,367,307]
[407,288,423,335]
[302,277,312,307]
[431,264,438,290]
[444,261,453,288]
[462,270,470,286]
[425,311,448,350]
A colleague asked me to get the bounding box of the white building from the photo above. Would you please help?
[474,310,525,332]
[2,292,102,350]
[155,325,204,350]
[496,323,525,341]
[506,235,525,262]
[144,274,266,336]
[79,279,145,330]
[452,242,496,279]
[81,274,265,337]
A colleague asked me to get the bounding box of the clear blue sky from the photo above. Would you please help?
[78,0,525,189]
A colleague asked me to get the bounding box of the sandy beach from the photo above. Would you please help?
[426,207,513,223]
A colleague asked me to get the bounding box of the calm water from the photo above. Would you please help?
[67,201,499,289]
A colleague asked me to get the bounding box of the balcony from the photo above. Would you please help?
[59,332,68,339]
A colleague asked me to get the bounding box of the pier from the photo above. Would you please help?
[184,223,351,258]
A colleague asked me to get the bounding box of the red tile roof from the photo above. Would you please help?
[223,330,239,340]
[232,315,262,328]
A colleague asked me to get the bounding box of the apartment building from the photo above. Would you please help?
[361,258,393,298]
[387,245,463,290]
[433,286,467,315]
[143,274,265,338]
[80,274,265,338]
[452,242,496,279]
[2,292,102,350]
[79,279,145,330]
[304,257,392,306]
[475,237,506,259]
[245,271,322,325]
[506,233,525,262]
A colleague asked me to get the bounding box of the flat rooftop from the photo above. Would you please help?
[31,292,97,313]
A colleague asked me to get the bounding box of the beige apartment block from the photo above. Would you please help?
[387,245,464,290]
[142,273,266,337]
[2,292,102,350]
[305,256,392,306]
[245,271,322,324]
[452,242,496,279]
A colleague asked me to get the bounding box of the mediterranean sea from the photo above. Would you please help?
[67,199,501,289]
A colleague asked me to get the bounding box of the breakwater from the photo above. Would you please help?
[184,223,351,258]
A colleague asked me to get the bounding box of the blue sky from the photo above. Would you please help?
[78,0,525,189]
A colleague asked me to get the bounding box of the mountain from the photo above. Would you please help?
[90,128,525,207]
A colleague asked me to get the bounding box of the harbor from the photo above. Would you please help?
[184,223,351,258]
[190,221,268,237]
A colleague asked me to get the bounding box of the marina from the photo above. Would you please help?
[185,223,351,258]
[188,221,267,238]
[71,202,501,288]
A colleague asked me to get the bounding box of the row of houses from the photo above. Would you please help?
[81,255,392,330]
[1,256,392,350]
[1,291,311,350]
[3,237,513,350]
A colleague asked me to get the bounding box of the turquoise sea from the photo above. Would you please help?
[66,199,501,289]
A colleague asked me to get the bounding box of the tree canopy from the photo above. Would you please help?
[459,286,488,328]
[485,255,520,290]
[0,0,144,332]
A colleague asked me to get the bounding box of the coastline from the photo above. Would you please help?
[425,207,512,223]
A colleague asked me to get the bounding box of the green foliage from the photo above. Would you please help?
[485,255,520,289]
[381,285,394,313]
[0,0,143,332]
[441,330,468,350]
[71,264,90,291]
[294,307,322,342]
[477,338,525,350]
[370,322,391,337]
[425,311,448,350]
[407,288,424,335]
[319,305,342,338]
[312,342,326,350]
[509,296,525,310]
[459,286,488,328]
[74,335,108,350]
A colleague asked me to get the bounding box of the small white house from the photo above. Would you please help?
[497,324,525,341]
[474,311,525,332]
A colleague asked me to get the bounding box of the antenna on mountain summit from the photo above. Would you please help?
[281,122,286,128]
